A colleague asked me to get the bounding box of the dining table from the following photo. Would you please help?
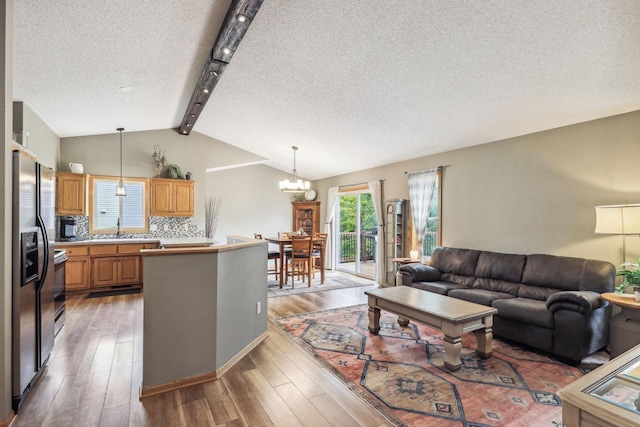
[266,236,326,288]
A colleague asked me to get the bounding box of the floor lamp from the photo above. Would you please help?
[594,204,640,265]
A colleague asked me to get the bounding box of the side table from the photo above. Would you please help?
[601,293,640,358]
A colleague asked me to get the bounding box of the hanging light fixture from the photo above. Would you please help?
[279,146,310,192]
[115,127,126,196]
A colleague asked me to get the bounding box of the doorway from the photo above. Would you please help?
[335,191,377,279]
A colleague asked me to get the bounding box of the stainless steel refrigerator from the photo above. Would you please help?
[12,150,56,412]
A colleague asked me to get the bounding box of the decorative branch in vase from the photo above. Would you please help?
[205,196,222,240]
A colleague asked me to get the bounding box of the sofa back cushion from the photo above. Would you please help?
[431,247,481,276]
[520,254,615,300]
[430,247,482,288]
[474,251,526,283]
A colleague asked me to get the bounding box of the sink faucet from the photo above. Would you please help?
[116,217,123,238]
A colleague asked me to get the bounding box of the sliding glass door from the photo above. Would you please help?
[336,191,377,279]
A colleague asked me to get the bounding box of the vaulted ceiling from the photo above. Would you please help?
[13,0,640,180]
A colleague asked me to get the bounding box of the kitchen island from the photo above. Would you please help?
[139,235,268,398]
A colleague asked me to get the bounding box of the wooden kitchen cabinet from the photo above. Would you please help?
[91,256,118,287]
[292,201,320,235]
[91,255,140,287]
[149,178,194,216]
[56,172,86,215]
[64,246,90,291]
[58,242,159,292]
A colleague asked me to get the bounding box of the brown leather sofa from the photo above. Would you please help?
[398,247,616,364]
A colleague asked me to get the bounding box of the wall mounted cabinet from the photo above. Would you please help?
[149,178,194,216]
[56,172,86,215]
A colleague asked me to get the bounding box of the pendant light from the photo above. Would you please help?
[279,146,310,192]
[115,127,126,196]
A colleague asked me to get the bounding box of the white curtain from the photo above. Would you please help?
[408,168,438,257]
[368,180,384,283]
[324,186,339,270]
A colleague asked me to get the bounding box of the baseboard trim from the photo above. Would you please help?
[139,331,270,400]
[216,331,270,378]
[0,410,15,427]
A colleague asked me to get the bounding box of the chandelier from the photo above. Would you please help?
[279,146,310,193]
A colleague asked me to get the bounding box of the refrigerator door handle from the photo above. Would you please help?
[36,214,49,292]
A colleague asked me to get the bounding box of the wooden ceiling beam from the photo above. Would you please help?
[178,0,264,135]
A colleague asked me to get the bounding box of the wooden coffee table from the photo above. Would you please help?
[365,286,498,371]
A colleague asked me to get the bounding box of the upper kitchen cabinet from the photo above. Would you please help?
[56,172,86,215]
[149,178,194,217]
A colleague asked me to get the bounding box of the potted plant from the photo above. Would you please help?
[615,258,640,298]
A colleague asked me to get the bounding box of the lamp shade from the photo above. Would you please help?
[594,204,640,235]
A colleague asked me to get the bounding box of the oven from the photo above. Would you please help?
[53,249,67,336]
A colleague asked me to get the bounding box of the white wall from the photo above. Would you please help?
[314,110,640,268]
[206,164,294,241]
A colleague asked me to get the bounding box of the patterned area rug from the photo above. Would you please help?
[267,271,374,298]
[272,304,609,427]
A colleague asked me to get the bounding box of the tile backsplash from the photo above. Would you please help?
[56,216,204,240]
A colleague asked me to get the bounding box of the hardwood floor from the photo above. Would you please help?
[11,284,392,427]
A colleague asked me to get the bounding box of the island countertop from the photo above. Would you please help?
[158,237,216,248]
[55,237,216,247]
[55,238,161,246]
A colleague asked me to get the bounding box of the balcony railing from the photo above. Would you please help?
[423,231,438,256]
[337,230,437,263]
[339,231,376,263]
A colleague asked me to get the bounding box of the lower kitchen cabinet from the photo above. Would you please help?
[58,241,158,292]
[65,255,90,290]
[91,255,140,287]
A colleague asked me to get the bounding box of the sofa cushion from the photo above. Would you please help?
[399,264,441,285]
[439,273,476,287]
[521,254,615,294]
[474,251,526,283]
[405,281,466,295]
[492,297,553,329]
[448,288,515,306]
[430,247,482,277]
[517,284,559,301]
[471,277,521,296]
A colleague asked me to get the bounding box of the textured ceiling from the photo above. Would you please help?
[13,0,640,180]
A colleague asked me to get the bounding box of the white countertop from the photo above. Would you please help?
[56,238,160,246]
[55,237,216,247]
[159,237,216,248]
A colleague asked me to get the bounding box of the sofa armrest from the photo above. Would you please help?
[398,263,441,286]
[546,291,604,314]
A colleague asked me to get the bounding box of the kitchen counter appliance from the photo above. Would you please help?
[59,216,77,241]
[12,150,56,412]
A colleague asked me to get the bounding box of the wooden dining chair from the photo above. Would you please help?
[311,232,327,279]
[285,235,313,288]
[278,231,293,258]
[254,233,279,280]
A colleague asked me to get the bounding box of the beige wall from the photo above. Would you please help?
[314,110,640,267]
[205,164,293,241]
[13,102,59,169]
[60,129,269,231]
